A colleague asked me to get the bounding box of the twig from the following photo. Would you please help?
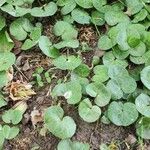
[13,64,29,81]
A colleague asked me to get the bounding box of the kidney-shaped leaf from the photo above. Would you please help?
[78,98,101,123]
[44,106,76,139]
[108,102,138,126]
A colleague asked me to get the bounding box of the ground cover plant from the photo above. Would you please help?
[0,0,150,149]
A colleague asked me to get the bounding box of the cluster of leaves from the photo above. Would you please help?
[0,0,150,149]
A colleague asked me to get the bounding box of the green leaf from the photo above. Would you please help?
[136,117,150,139]
[129,42,146,57]
[74,64,90,77]
[31,2,57,17]
[0,94,7,108]
[108,65,128,79]
[116,74,137,94]
[127,27,141,48]
[98,35,114,50]
[2,125,19,140]
[39,36,60,58]
[0,30,14,52]
[0,71,9,88]
[75,0,93,8]
[91,11,105,26]
[132,9,148,23]
[86,83,111,107]
[10,18,33,41]
[0,52,15,71]
[126,0,143,15]
[78,98,101,123]
[0,16,5,31]
[2,109,23,125]
[135,93,150,117]
[92,0,107,12]
[53,55,82,70]
[52,81,82,104]
[54,40,79,49]
[141,66,150,90]
[57,139,90,150]
[92,65,109,83]
[60,0,76,15]
[112,46,129,59]
[53,21,78,40]
[71,8,91,24]
[104,9,129,26]
[108,102,139,126]
[130,55,146,65]
[44,106,76,139]
[106,79,123,100]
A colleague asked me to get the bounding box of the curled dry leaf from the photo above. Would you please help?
[31,108,44,127]
[9,80,36,101]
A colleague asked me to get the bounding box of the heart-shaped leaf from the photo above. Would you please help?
[86,83,111,107]
[141,66,150,90]
[53,21,78,41]
[71,8,91,24]
[10,18,33,41]
[57,139,90,150]
[52,81,82,104]
[2,125,19,140]
[75,0,93,8]
[31,2,57,17]
[78,98,101,123]
[44,106,76,139]
[98,35,115,50]
[2,109,23,125]
[92,65,109,83]
[38,36,60,58]
[135,93,150,117]
[53,55,82,70]
[92,0,107,12]
[74,64,90,77]
[106,79,123,100]
[91,11,105,26]
[108,102,138,126]
[136,117,150,139]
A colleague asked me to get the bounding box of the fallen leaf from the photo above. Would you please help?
[31,108,44,127]
[9,80,36,101]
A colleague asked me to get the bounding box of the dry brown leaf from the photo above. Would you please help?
[9,80,36,101]
[31,108,44,127]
